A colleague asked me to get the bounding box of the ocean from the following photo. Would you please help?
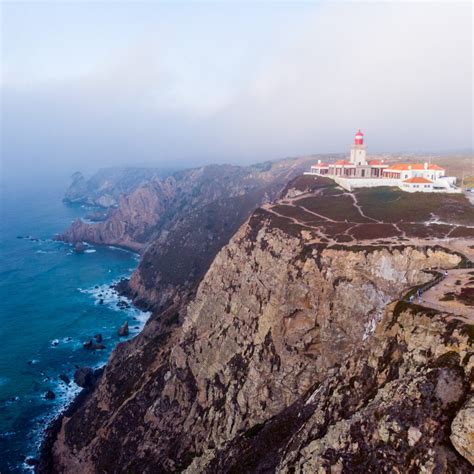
[0,178,150,472]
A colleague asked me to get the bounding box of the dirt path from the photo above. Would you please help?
[418,269,473,322]
[392,223,407,239]
[347,193,382,223]
[264,190,473,256]
[297,205,337,223]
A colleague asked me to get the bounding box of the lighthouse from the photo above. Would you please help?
[350,129,368,166]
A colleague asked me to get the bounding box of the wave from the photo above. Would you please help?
[25,283,150,467]
[25,378,82,471]
[78,281,150,335]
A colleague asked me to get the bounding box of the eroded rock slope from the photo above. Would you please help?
[59,158,318,306]
[42,176,474,473]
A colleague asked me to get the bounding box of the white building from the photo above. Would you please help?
[305,130,460,193]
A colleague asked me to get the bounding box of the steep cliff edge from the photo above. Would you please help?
[58,158,317,307]
[64,167,164,208]
[42,177,473,473]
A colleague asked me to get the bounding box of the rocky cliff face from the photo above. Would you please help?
[42,176,473,473]
[60,178,177,252]
[59,158,318,307]
[204,299,473,473]
[64,167,165,208]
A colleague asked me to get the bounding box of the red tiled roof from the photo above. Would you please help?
[368,159,387,166]
[403,177,433,184]
[312,162,329,168]
[385,163,444,171]
[334,160,353,166]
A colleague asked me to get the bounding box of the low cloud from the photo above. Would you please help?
[1,2,472,181]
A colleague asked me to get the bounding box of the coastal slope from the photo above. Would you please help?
[42,176,474,472]
[64,167,165,208]
[59,158,319,307]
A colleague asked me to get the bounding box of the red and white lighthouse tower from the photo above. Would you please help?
[350,129,367,165]
[354,129,364,145]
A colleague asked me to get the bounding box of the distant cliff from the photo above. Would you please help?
[41,176,474,472]
[58,158,319,306]
[63,167,165,208]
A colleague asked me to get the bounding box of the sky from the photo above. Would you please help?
[1,1,472,182]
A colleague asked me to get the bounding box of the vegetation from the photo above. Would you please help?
[298,194,370,223]
[354,187,474,225]
[350,223,399,240]
[457,287,474,306]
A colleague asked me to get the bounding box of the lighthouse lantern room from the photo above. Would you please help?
[350,129,368,166]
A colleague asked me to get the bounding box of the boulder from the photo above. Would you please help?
[450,396,474,464]
[74,367,94,388]
[44,390,55,400]
[74,242,85,253]
[83,340,93,350]
[83,340,105,350]
[118,321,129,337]
[59,374,71,385]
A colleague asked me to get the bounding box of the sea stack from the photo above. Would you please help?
[117,321,129,337]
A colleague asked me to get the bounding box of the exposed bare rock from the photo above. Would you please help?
[117,321,129,337]
[73,367,96,388]
[59,158,319,308]
[207,302,473,473]
[59,178,176,252]
[41,185,473,472]
[451,396,474,464]
[63,167,164,207]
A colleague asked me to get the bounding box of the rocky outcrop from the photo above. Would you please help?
[117,321,129,337]
[64,172,88,204]
[450,396,474,464]
[63,167,164,207]
[205,301,473,473]
[42,186,473,472]
[59,158,319,307]
[59,178,177,252]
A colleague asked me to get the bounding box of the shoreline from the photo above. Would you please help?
[32,274,151,472]
[35,368,103,473]
[23,243,150,472]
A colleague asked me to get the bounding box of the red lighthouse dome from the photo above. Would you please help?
[354,129,364,145]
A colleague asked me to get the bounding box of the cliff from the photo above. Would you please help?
[58,158,319,307]
[64,167,165,208]
[41,176,474,473]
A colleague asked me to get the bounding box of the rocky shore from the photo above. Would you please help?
[37,368,103,472]
[38,175,474,472]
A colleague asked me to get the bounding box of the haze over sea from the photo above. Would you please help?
[0,176,149,472]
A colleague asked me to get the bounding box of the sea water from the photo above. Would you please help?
[0,179,150,472]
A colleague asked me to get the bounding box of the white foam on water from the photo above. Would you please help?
[84,249,97,253]
[79,281,151,336]
[107,245,137,255]
[26,374,83,468]
[27,278,150,467]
